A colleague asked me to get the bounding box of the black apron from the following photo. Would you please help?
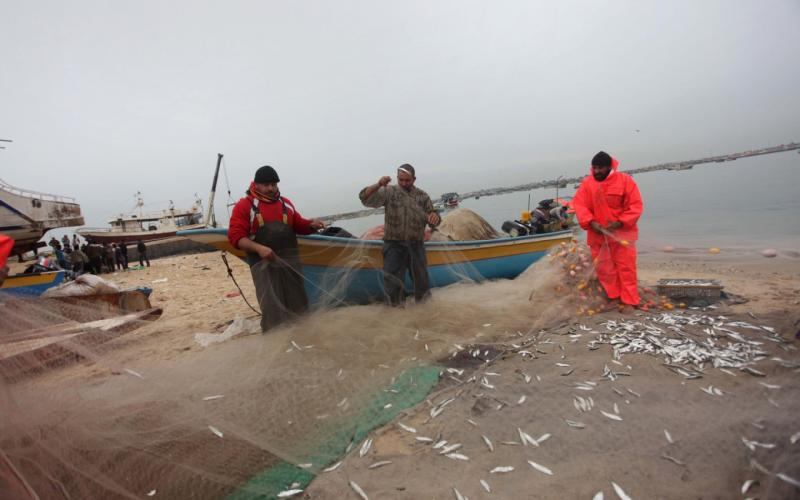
[247,220,308,332]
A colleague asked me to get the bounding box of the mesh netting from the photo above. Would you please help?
[1,235,798,499]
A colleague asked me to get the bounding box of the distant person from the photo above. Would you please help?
[359,164,440,305]
[72,234,81,250]
[69,245,88,274]
[136,239,151,267]
[572,151,644,308]
[0,234,13,287]
[103,243,115,273]
[86,244,103,274]
[119,241,129,269]
[61,234,70,249]
[114,243,124,270]
[228,165,325,332]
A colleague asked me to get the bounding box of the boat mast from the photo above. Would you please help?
[206,153,223,228]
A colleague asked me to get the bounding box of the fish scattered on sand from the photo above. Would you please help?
[368,460,392,469]
[398,422,417,433]
[527,460,553,476]
[480,479,491,493]
[482,435,494,452]
[439,443,463,455]
[518,395,527,404]
[661,454,685,466]
[741,437,776,452]
[741,479,757,495]
[611,481,632,500]
[147,490,156,497]
[208,426,223,438]
[490,466,515,474]
[453,487,467,500]
[124,368,144,379]
[790,431,800,444]
[277,489,303,498]
[601,411,622,421]
[664,429,674,444]
[350,480,369,500]
[322,461,342,472]
[758,382,781,390]
[446,453,470,461]
[202,395,224,401]
[777,473,800,489]
[416,436,434,443]
[593,492,604,500]
[566,419,586,429]
[359,438,373,458]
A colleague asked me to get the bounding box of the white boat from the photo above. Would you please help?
[77,193,205,244]
[0,178,84,256]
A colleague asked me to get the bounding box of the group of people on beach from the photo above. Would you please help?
[228,150,643,332]
[43,236,152,276]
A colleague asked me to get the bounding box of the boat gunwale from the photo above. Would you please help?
[177,227,573,250]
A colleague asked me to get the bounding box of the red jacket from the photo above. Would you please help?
[572,160,643,246]
[228,195,314,249]
[0,234,13,268]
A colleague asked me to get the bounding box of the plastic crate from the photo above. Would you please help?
[656,279,723,299]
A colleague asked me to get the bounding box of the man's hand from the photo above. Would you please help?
[310,218,326,231]
[378,176,391,187]
[255,245,276,261]
[427,212,441,227]
[606,221,623,231]
[589,221,605,235]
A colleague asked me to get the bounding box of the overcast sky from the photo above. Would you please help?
[1,0,798,226]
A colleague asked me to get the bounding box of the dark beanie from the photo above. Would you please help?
[591,151,612,167]
[254,165,280,184]
[398,163,416,178]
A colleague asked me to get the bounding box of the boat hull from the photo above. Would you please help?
[0,271,67,297]
[78,224,205,244]
[178,228,572,305]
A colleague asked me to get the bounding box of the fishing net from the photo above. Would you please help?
[1,219,798,498]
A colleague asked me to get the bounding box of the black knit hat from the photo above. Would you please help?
[591,151,612,167]
[254,165,280,184]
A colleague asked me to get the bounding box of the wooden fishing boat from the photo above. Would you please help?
[178,228,573,305]
[0,270,66,297]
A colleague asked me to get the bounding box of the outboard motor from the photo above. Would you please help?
[501,220,530,237]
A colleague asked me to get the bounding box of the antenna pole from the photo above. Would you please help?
[206,153,223,227]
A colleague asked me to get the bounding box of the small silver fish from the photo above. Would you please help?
[611,481,632,500]
[398,422,416,433]
[490,465,515,474]
[368,460,392,469]
[202,395,224,401]
[415,436,433,443]
[439,443,463,455]
[593,492,604,500]
[446,452,469,461]
[758,382,781,390]
[777,473,800,489]
[664,429,674,444]
[601,411,622,422]
[482,435,494,452]
[208,426,223,438]
[359,438,373,458]
[350,480,369,500]
[661,454,685,466]
[790,431,800,444]
[527,460,553,476]
[480,479,491,493]
[277,489,303,498]
[741,479,757,495]
[518,395,527,404]
[322,461,342,472]
[565,419,586,429]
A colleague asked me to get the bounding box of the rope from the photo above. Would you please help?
[220,252,261,316]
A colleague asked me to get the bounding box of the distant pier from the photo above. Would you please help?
[320,142,799,222]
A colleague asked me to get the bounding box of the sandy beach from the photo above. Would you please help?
[3,245,800,499]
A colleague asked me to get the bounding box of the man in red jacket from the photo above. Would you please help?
[228,166,325,331]
[0,234,13,287]
[572,152,644,307]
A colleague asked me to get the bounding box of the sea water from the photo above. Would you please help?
[336,150,800,252]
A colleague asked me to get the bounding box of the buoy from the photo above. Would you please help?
[761,248,778,258]
[662,245,675,253]
[709,247,721,254]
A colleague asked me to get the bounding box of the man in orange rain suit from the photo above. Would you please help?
[0,234,14,286]
[572,151,643,306]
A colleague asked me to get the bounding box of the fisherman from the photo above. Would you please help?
[572,151,643,307]
[228,165,325,332]
[359,164,440,305]
[69,245,88,274]
[119,241,129,269]
[114,243,124,271]
[136,240,150,267]
[0,234,13,287]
